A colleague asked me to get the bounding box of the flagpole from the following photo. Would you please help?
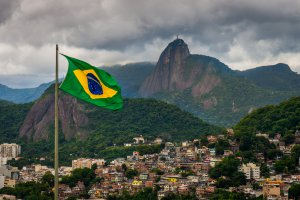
[54,44,59,200]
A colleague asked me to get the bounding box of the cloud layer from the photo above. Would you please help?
[0,0,300,87]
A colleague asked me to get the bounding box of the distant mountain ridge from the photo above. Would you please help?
[237,63,300,91]
[0,82,52,103]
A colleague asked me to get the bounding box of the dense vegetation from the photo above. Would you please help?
[157,73,299,126]
[289,184,300,199]
[83,98,221,143]
[208,156,246,188]
[61,165,100,191]
[0,100,32,142]
[229,97,300,163]
[234,97,300,136]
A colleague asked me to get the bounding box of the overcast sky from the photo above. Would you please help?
[0,0,300,88]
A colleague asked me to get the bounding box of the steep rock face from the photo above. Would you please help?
[139,39,224,97]
[140,39,191,96]
[19,88,88,141]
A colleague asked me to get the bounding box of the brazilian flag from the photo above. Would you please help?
[60,55,123,110]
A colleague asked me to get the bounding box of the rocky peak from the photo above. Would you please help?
[158,38,190,67]
[139,39,221,98]
[19,86,89,142]
[139,39,192,96]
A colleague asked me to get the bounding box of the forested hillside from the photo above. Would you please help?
[234,97,300,136]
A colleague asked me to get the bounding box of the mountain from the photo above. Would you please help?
[238,63,300,91]
[234,97,300,137]
[3,85,222,164]
[232,97,300,161]
[140,39,232,97]
[0,82,52,103]
[19,85,221,143]
[139,39,300,126]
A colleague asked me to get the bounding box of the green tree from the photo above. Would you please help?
[61,167,96,188]
[283,133,295,145]
[289,184,300,199]
[41,171,54,188]
[209,156,240,179]
[231,172,246,186]
[260,163,270,178]
[125,169,138,179]
[215,139,230,155]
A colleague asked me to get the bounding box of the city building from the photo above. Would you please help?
[0,144,21,159]
[0,144,21,165]
[263,180,282,200]
[72,158,106,169]
[0,165,19,180]
[239,163,260,180]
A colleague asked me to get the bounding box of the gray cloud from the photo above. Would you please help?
[0,0,299,88]
[0,0,20,24]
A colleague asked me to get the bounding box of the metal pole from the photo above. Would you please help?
[54,44,59,200]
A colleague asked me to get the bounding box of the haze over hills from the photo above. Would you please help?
[1,39,300,126]
[0,82,52,103]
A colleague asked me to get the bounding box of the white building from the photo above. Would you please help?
[0,143,21,159]
[239,163,260,180]
[72,158,106,169]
